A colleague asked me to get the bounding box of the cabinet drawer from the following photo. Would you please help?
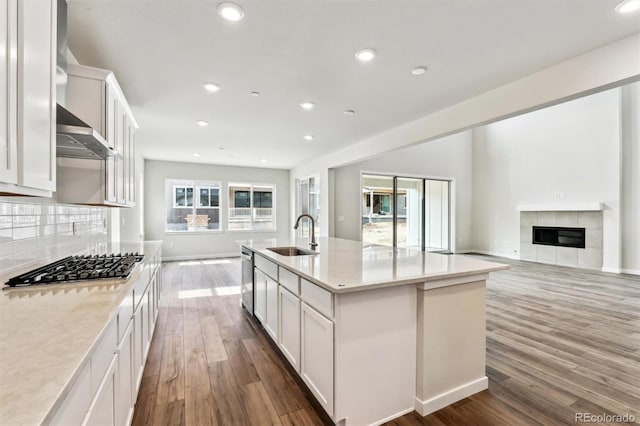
[279,267,299,295]
[255,254,278,281]
[90,317,117,396]
[301,279,333,319]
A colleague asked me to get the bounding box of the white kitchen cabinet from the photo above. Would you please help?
[84,355,116,426]
[301,302,334,417]
[115,321,133,426]
[265,278,279,341]
[254,269,267,324]
[278,286,301,372]
[0,0,17,186]
[58,64,138,207]
[0,0,56,197]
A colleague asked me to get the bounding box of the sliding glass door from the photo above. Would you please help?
[362,173,450,252]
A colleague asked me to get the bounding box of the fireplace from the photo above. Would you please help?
[532,226,585,249]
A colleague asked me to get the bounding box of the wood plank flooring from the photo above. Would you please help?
[132,256,640,426]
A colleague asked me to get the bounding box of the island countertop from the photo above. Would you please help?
[241,237,508,293]
[0,241,162,426]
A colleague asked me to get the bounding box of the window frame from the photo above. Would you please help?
[227,182,277,232]
[173,184,194,209]
[166,179,222,233]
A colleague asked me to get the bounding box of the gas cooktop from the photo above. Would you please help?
[4,253,144,287]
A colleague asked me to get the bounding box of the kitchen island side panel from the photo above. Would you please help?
[334,284,417,426]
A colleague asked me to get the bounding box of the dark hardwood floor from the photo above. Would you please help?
[132,256,640,426]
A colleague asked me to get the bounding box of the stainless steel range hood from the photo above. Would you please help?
[55,0,114,160]
[56,104,116,159]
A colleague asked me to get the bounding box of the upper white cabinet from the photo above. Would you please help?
[57,64,138,207]
[0,0,56,197]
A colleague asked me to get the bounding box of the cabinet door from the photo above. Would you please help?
[132,301,143,391]
[105,86,118,203]
[278,286,301,372]
[116,109,126,204]
[301,303,334,417]
[16,0,56,192]
[115,321,133,426]
[0,0,17,185]
[265,279,279,341]
[254,269,267,324]
[84,356,116,426]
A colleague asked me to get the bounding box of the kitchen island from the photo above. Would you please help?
[242,237,508,426]
[0,241,163,426]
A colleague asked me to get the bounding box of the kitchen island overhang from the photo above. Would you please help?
[241,237,508,425]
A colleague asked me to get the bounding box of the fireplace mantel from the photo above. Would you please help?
[516,202,603,212]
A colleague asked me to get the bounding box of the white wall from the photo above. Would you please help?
[333,131,473,252]
[621,82,640,274]
[471,89,621,269]
[145,160,290,260]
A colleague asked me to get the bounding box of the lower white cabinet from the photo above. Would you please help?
[301,302,334,417]
[115,322,133,426]
[254,269,267,324]
[265,278,279,341]
[84,356,117,426]
[278,286,301,372]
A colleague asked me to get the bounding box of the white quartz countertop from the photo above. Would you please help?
[241,237,508,293]
[0,241,162,426]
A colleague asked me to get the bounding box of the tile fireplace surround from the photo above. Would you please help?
[520,211,603,269]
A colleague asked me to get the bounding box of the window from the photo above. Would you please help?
[228,183,275,230]
[166,179,221,232]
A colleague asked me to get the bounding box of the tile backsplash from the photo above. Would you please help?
[0,199,108,274]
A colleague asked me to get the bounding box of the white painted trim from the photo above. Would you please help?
[414,376,488,416]
[163,253,239,261]
[602,266,621,273]
[366,407,416,426]
[469,249,519,260]
[621,268,640,276]
[516,203,603,211]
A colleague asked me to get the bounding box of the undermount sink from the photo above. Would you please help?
[267,247,318,256]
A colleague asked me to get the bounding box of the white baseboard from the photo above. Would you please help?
[603,266,640,276]
[466,249,518,260]
[367,407,416,426]
[414,376,488,416]
[163,253,239,262]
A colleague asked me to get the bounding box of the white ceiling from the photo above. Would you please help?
[67,0,640,169]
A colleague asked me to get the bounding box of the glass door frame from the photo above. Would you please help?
[360,171,453,252]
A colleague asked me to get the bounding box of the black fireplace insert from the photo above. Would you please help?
[532,226,585,249]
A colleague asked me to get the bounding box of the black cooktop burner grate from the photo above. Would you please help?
[4,253,144,287]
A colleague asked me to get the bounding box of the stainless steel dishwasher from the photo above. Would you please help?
[241,247,254,315]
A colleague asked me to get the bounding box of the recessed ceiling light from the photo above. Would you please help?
[260,159,267,163]
[355,48,377,62]
[250,91,260,96]
[304,135,314,141]
[300,101,315,110]
[411,66,428,75]
[217,2,245,21]
[193,153,201,157]
[203,82,220,92]
[197,120,208,127]
[615,0,640,13]
[343,109,355,115]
